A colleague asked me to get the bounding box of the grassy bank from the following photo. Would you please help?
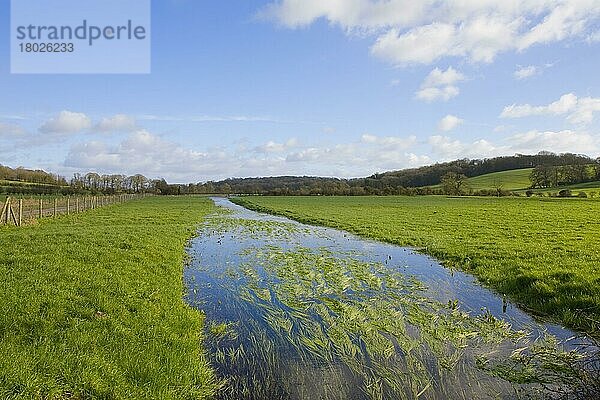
[0,196,219,399]
[232,196,600,337]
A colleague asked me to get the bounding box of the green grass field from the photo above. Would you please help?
[466,168,533,191]
[426,168,600,195]
[463,168,600,195]
[0,196,219,399]
[232,196,600,338]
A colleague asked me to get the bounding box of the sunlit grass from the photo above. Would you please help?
[0,196,220,399]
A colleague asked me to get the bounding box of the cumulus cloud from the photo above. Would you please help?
[429,135,503,159]
[64,130,428,181]
[416,67,465,102]
[39,111,92,134]
[285,135,428,176]
[94,114,137,133]
[509,129,599,154]
[428,129,599,161]
[360,133,417,148]
[65,130,232,180]
[261,0,600,65]
[501,93,600,124]
[438,115,464,131]
[259,0,430,31]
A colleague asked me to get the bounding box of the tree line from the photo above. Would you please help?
[173,152,599,196]
[70,173,153,194]
[0,164,67,186]
[529,164,600,189]
[3,152,600,197]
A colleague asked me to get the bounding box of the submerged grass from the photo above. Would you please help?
[232,196,600,338]
[190,209,600,399]
[0,196,220,399]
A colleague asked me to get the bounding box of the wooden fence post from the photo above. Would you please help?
[18,199,23,226]
[76,197,80,213]
[39,199,43,219]
[1,197,10,225]
[8,202,17,226]
[54,198,57,217]
[3,198,18,226]
[67,197,70,215]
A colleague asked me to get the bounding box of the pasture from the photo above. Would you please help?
[0,196,219,399]
[466,168,532,191]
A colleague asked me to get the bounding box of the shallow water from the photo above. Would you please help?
[184,197,594,400]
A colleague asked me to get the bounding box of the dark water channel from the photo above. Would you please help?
[184,197,595,400]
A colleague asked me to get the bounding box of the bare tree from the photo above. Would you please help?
[441,172,470,195]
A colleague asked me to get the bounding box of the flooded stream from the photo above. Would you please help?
[184,198,596,399]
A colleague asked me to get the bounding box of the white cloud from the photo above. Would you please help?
[428,129,599,161]
[514,63,555,79]
[64,130,427,181]
[372,24,457,65]
[262,0,600,65]
[588,30,600,43]
[94,114,137,133]
[514,65,538,80]
[416,86,460,102]
[360,133,417,148]
[39,111,92,134]
[284,133,425,177]
[65,130,232,180]
[501,93,600,124]
[0,122,27,137]
[416,66,465,102]
[0,115,27,121]
[429,135,503,159]
[509,129,599,154]
[259,0,430,31]
[517,1,597,50]
[438,115,464,131]
[253,138,299,153]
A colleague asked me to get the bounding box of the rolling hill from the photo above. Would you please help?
[466,168,533,191]
[457,168,600,196]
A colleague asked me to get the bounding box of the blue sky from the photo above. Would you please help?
[1,0,600,182]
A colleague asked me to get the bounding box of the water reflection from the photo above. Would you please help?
[184,198,593,400]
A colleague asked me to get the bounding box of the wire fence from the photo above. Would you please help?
[0,194,146,227]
